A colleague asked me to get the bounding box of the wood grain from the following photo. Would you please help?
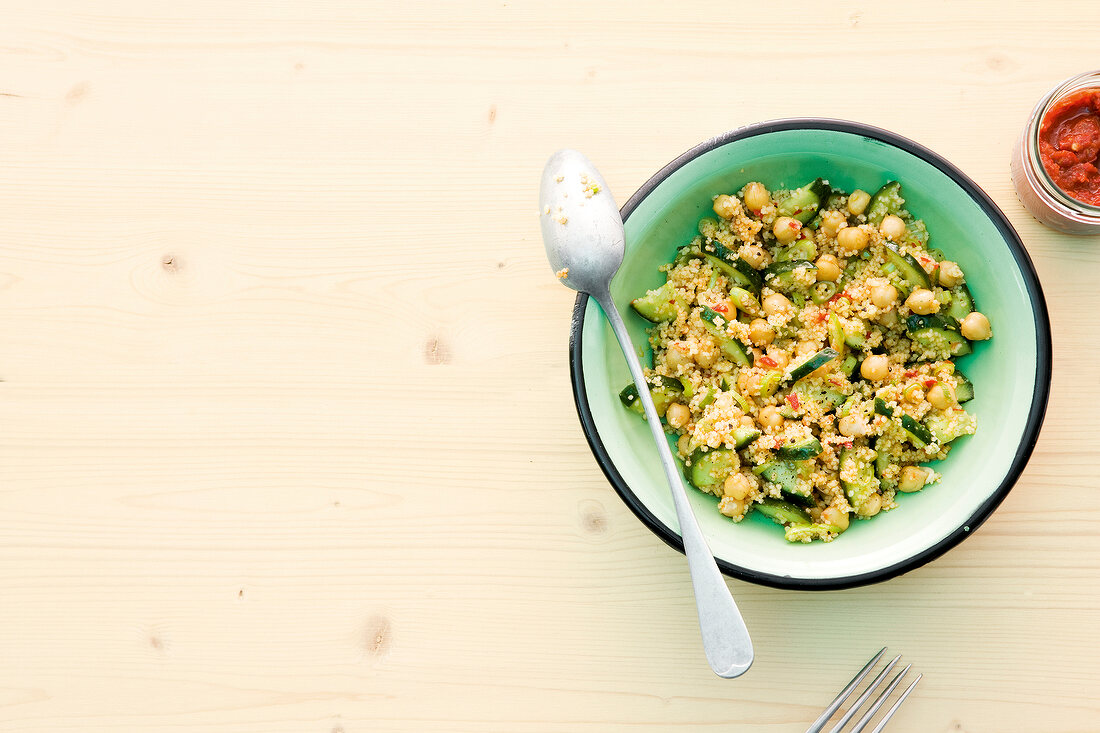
[0,1,1096,731]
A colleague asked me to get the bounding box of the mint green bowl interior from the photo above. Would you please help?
[572,120,1050,589]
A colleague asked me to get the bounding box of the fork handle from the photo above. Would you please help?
[592,288,754,678]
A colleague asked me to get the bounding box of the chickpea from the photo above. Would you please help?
[757,405,784,429]
[743,182,770,212]
[712,194,739,220]
[926,383,951,410]
[795,340,818,358]
[694,341,720,369]
[838,414,871,438]
[821,210,847,238]
[821,505,850,532]
[665,342,693,371]
[738,370,762,396]
[905,288,939,315]
[847,189,871,216]
[880,214,907,241]
[749,318,775,346]
[677,434,691,457]
[739,415,757,429]
[938,260,964,287]
[815,254,842,282]
[960,312,992,341]
[773,216,802,244]
[878,309,899,327]
[666,403,691,429]
[762,292,791,316]
[860,354,890,381]
[870,282,898,309]
[741,244,771,270]
[836,225,870,254]
[723,473,752,500]
[765,346,790,369]
[857,493,883,517]
[898,466,932,493]
[719,496,746,519]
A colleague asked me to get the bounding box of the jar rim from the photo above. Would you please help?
[1026,70,1100,217]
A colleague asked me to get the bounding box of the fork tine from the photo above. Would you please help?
[803,648,886,733]
[825,655,901,733]
[866,673,922,733]
[848,664,913,733]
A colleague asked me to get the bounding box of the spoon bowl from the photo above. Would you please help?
[539,150,625,295]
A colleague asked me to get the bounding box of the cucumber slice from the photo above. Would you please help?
[839,354,858,378]
[925,410,977,444]
[840,447,879,514]
[866,181,904,225]
[907,314,960,332]
[873,397,895,417]
[784,522,841,542]
[777,438,823,461]
[901,414,933,447]
[945,284,975,322]
[790,381,847,414]
[954,371,974,403]
[843,319,868,349]
[788,347,839,382]
[699,306,753,366]
[883,242,931,289]
[686,240,763,293]
[758,460,798,494]
[874,451,895,491]
[618,376,684,418]
[755,499,811,526]
[776,239,817,263]
[909,327,972,359]
[728,286,760,314]
[764,260,818,292]
[776,178,831,224]
[630,281,684,322]
[731,425,761,449]
[688,448,739,489]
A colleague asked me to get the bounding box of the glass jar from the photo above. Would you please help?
[1011,70,1100,235]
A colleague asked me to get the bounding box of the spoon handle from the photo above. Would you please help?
[592,288,754,679]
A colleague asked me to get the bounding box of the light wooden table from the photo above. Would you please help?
[0,2,1096,731]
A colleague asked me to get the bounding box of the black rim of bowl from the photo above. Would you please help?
[568,117,1052,591]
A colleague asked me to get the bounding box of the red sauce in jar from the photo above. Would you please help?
[1039,88,1100,206]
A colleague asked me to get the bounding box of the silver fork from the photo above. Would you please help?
[804,648,922,733]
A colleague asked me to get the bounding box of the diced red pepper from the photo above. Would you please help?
[787,394,801,411]
[903,369,919,379]
[828,292,853,305]
[923,379,936,389]
[713,303,729,313]
[842,441,853,449]
[759,356,778,368]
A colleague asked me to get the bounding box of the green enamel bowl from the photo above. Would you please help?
[570,119,1051,590]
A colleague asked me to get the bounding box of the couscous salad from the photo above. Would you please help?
[622,178,992,543]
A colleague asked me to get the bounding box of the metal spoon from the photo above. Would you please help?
[539,149,753,678]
